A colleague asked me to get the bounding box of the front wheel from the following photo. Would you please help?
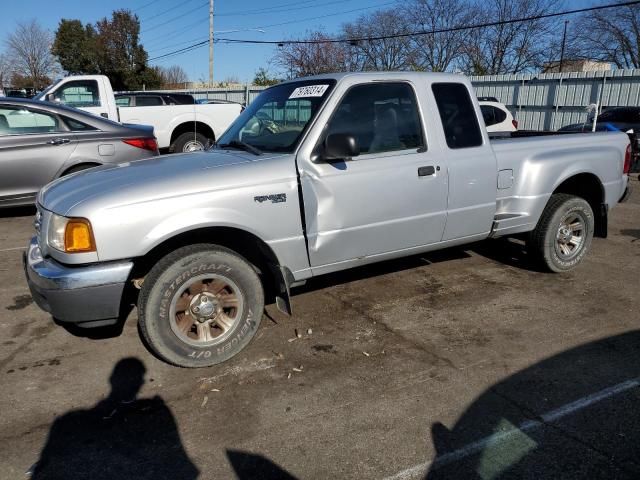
[528,193,594,272]
[137,245,264,367]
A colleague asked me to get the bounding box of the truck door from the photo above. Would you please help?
[48,79,109,119]
[298,81,449,270]
[431,82,497,240]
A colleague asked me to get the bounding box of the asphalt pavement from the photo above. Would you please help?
[0,178,639,479]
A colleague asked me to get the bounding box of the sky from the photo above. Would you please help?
[0,0,595,84]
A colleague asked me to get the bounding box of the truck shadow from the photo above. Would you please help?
[0,205,35,219]
[467,237,547,273]
[423,330,640,479]
[295,247,472,294]
[620,229,640,242]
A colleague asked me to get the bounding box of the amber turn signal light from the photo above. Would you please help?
[64,219,96,253]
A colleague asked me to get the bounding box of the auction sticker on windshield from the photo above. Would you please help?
[289,85,329,99]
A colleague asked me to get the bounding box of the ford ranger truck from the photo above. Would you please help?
[24,72,632,367]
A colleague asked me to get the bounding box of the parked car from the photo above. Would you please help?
[0,98,159,208]
[479,100,518,132]
[115,92,196,106]
[558,107,640,133]
[25,72,631,367]
[34,76,242,152]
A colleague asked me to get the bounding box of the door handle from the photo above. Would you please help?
[47,138,71,145]
[418,165,436,177]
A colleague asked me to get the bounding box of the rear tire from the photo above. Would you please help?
[170,132,210,153]
[528,193,594,272]
[137,244,264,368]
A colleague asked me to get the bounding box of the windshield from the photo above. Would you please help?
[33,79,63,101]
[216,79,336,153]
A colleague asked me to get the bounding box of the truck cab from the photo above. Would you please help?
[36,75,119,121]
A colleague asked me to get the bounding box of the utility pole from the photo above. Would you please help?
[209,0,214,87]
[559,20,569,73]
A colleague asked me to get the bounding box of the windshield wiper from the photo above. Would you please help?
[218,140,262,156]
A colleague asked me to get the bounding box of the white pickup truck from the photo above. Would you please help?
[34,75,242,152]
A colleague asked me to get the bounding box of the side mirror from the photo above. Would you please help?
[323,133,360,161]
[45,93,57,102]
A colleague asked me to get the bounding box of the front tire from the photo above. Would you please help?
[528,193,594,272]
[138,245,264,368]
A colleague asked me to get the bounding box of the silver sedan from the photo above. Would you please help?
[0,98,159,208]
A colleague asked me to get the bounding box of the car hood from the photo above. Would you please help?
[39,149,283,215]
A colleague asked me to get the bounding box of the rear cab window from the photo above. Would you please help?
[432,83,483,149]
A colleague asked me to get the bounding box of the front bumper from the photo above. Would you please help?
[23,237,133,327]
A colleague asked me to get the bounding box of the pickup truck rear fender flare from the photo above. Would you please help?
[133,225,293,315]
[549,172,607,238]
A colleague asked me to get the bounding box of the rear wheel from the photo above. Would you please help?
[170,132,210,153]
[137,245,264,367]
[528,193,594,272]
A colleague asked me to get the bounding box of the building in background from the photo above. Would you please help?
[542,59,611,73]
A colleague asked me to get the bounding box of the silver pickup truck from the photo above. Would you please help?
[24,72,632,367]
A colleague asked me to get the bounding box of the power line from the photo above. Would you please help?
[140,0,203,23]
[214,0,356,17]
[148,0,640,61]
[141,1,208,34]
[147,0,397,59]
[218,0,640,45]
[143,18,209,48]
[144,0,374,51]
[133,0,158,12]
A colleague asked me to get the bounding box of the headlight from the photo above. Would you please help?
[48,214,96,253]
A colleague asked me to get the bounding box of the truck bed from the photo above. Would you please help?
[488,131,630,237]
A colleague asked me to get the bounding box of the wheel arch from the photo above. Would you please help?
[170,122,215,149]
[59,162,103,177]
[551,172,607,237]
[131,226,291,314]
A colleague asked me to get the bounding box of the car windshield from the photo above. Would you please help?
[216,79,336,153]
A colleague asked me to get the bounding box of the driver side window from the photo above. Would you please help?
[325,82,425,155]
[54,80,101,108]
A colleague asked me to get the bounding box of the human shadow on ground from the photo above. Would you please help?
[424,330,640,479]
[31,357,198,480]
[227,449,298,479]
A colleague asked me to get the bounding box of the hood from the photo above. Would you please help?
[40,149,280,215]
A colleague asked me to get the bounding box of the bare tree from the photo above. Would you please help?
[571,1,640,68]
[342,9,413,71]
[0,53,13,89]
[459,0,562,75]
[404,0,476,72]
[273,30,349,78]
[159,65,189,87]
[5,20,58,89]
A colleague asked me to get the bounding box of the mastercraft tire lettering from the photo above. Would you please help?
[138,244,264,368]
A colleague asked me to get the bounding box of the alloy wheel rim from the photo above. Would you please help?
[554,212,586,260]
[169,274,244,347]
[183,140,204,152]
